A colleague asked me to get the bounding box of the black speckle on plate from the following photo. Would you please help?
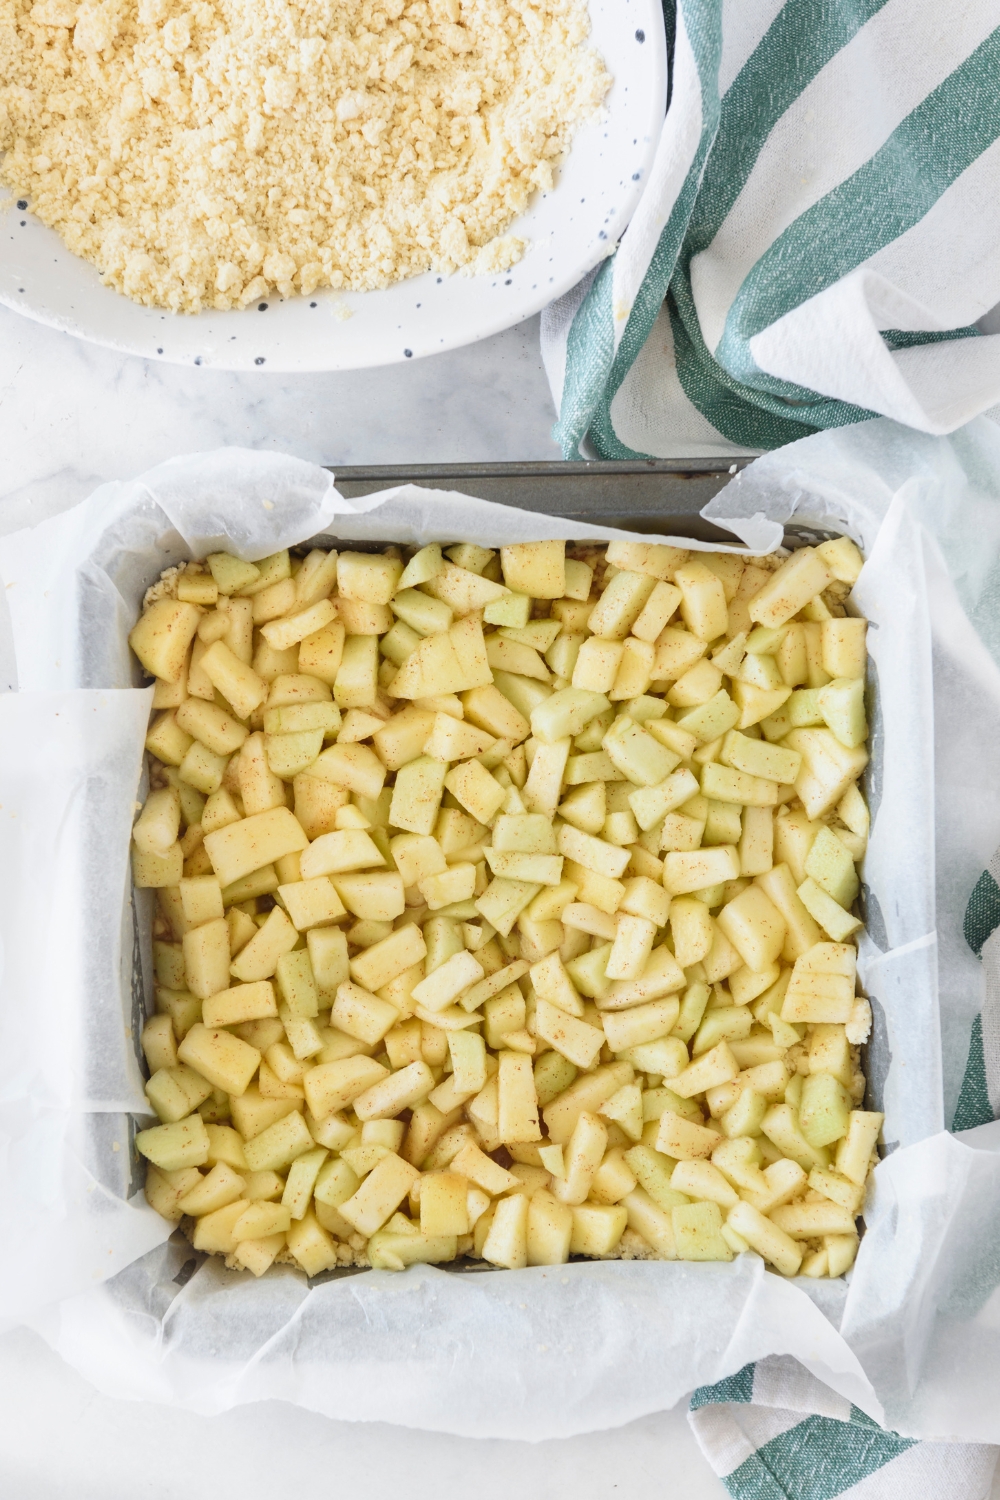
[157,347,163,354]
[404,349,412,357]
[635,28,645,41]
[16,200,27,210]
[194,356,202,365]
[436,277,443,284]
[258,302,268,311]
[504,279,512,286]
[255,356,265,365]
[310,301,317,308]
[20,221,26,227]
[632,172,641,181]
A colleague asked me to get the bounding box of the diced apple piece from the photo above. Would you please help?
[499,542,566,599]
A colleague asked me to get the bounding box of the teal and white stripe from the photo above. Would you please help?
[954,847,1000,1129]
[688,1357,998,1499]
[543,0,1000,459]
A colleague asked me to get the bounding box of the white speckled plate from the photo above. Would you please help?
[0,0,666,372]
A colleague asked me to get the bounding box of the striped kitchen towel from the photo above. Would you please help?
[688,1356,998,1498]
[542,0,1000,460]
[954,850,1000,1131]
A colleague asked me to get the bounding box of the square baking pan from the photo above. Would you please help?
[131,455,873,1284]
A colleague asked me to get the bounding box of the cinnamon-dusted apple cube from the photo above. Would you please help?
[198,640,267,719]
[498,541,565,599]
[203,806,308,889]
[424,561,508,615]
[339,598,395,636]
[296,622,345,686]
[299,828,384,879]
[346,922,425,993]
[133,842,185,888]
[572,637,624,692]
[586,570,657,640]
[673,562,728,643]
[130,597,201,684]
[797,1071,852,1149]
[461,684,530,744]
[240,1109,314,1174]
[835,1110,883,1184]
[602,944,686,1009]
[136,1114,210,1172]
[332,872,405,921]
[541,1061,632,1144]
[331,980,400,1045]
[716,885,787,972]
[286,1213,340,1276]
[303,1055,388,1118]
[290,547,338,607]
[141,1013,178,1074]
[754,864,822,959]
[480,1193,528,1269]
[631,581,682,642]
[602,715,678,786]
[277,875,346,931]
[311,742,387,800]
[202,980,277,1028]
[353,1061,435,1120]
[144,1164,205,1221]
[531,687,611,744]
[422,712,495,762]
[229,906,296,983]
[610,638,656,700]
[668,896,713,967]
[533,998,604,1070]
[655,1111,721,1160]
[133,786,182,857]
[820,617,867,679]
[444,759,506,825]
[338,1152,420,1237]
[420,862,478,909]
[419,1171,470,1237]
[663,845,740,895]
[601,998,679,1053]
[337,551,404,605]
[668,658,724,708]
[332,635,379,710]
[675,690,742,745]
[747,548,833,630]
[570,1203,627,1257]
[145,1065,213,1123]
[815,536,863,584]
[176,740,228,796]
[605,913,656,981]
[146,709,195,767]
[389,755,448,834]
[522,738,572,815]
[177,1023,261,1096]
[720,730,801,785]
[182,917,231,1000]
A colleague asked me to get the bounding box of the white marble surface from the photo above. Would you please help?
[0,1326,728,1500]
[0,303,561,533]
[0,304,733,1500]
